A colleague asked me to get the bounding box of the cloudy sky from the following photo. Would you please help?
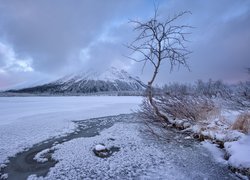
[0,0,249,89]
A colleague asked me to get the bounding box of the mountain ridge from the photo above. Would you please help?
[6,67,146,95]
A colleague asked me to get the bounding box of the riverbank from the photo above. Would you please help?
[1,114,238,179]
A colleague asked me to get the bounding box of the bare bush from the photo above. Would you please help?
[232,112,250,134]
[156,95,220,122]
[195,79,231,98]
[162,80,232,98]
[137,99,170,140]
[161,80,249,110]
[138,99,160,124]
[139,94,220,129]
[228,81,250,110]
[163,83,194,96]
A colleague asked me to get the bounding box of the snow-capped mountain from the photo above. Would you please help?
[7,67,146,95]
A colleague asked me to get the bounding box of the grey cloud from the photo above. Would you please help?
[0,0,145,74]
[150,0,250,83]
[0,0,249,89]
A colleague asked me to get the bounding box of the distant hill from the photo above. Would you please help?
[5,67,146,95]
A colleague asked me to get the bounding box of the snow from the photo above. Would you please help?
[75,67,139,83]
[184,136,192,140]
[174,108,249,175]
[0,96,142,164]
[224,135,250,169]
[0,95,248,178]
[200,128,242,142]
[28,120,236,180]
[94,144,106,151]
[34,148,51,163]
[189,115,243,142]
[221,110,241,124]
[201,141,227,164]
[56,67,141,84]
[0,173,8,179]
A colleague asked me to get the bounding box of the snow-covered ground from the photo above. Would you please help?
[27,115,237,180]
[0,96,142,165]
[181,109,250,177]
[0,96,249,179]
[225,135,250,169]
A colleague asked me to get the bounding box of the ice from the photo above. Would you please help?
[33,123,171,179]
[0,96,142,164]
[0,96,248,178]
[27,122,236,180]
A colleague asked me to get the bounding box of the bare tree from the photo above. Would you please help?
[127,8,192,123]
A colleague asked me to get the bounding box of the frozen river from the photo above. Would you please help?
[0,96,142,165]
[0,96,238,179]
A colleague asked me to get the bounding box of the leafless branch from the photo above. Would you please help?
[127,7,192,124]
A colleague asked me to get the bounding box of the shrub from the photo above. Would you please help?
[156,95,220,122]
[228,81,250,110]
[232,112,250,134]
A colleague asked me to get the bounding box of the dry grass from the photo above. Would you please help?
[232,112,250,134]
[157,95,220,122]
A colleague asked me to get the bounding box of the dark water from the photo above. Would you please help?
[0,114,131,180]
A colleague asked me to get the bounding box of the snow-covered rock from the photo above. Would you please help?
[93,144,110,158]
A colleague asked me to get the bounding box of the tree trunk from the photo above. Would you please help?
[147,83,169,123]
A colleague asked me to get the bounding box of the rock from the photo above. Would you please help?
[93,144,110,158]
[93,144,120,158]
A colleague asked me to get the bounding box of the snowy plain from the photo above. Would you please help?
[0,96,142,165]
